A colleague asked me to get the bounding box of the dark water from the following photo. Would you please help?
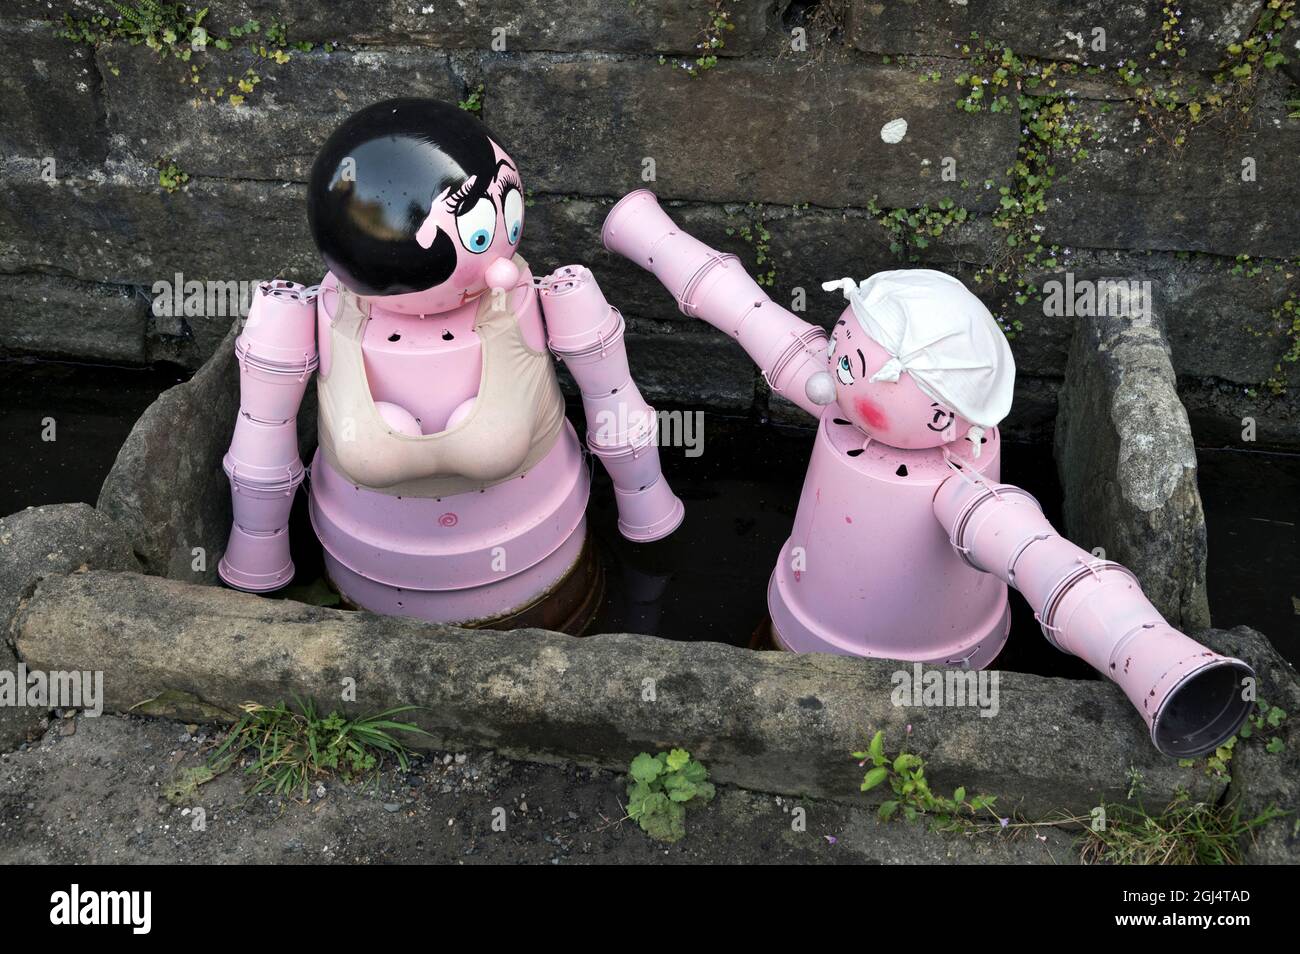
[0,358,191,513]
[583,410,1096,679]
[2,359,1295,672]
[1198,448,1300,651]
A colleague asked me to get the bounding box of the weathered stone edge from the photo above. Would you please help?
[12,568,1247,819]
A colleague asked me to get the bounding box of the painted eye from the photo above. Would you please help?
[836,354,854,385]
[456,196,496,254]
[503,187,524,245]
[927,406,956,433]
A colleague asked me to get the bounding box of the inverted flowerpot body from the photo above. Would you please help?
[769,413,1010,667]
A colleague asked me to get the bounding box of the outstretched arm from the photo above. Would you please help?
[538,264,684,542]
[218,280,320,592]
[933,470,1253,758]
[602,190,834,419]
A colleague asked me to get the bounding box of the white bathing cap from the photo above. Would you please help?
[821,269,1015,430]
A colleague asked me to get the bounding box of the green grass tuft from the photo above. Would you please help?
[207,696,429,801]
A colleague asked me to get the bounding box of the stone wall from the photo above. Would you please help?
[2,1,1298,445]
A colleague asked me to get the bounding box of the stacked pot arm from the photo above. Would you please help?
[932,472,1253,757]
[601,190,831,419]
[218,281,319,592]
[540,265,684,542]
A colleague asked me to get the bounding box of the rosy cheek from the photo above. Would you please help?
[854,397,888,431]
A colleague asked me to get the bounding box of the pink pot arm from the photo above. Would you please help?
[932,472,1253,758]
[602,190,831,419]
[219,281,320,593]
[540,265,684,542]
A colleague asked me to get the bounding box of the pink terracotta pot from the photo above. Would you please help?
[768,413,1009,667]
[581,386,655,447]
[219,524,294,592]
[235,339,316,424]
[554,312,634,398]
[540,265,622,355]
[322,515,589,623]
[240,280,319,366]
[308,421,590,594]
[225,414,303,485]
[227,475,300,534]
[589,430,666,491]
[613,477,685,543]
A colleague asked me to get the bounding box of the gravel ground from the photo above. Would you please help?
[0,713,1081,864]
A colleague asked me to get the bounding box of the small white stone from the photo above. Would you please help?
[880,118,908,144]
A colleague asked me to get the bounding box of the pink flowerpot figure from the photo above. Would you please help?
[220,99,683,627]
[605,190,1252,757]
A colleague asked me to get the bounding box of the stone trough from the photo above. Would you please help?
[2,302,1297,862]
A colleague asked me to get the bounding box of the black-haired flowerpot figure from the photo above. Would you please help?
[219,99,682,630]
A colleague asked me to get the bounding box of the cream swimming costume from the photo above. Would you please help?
[317,256,566,498]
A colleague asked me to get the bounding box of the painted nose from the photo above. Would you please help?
[485,257,520,292]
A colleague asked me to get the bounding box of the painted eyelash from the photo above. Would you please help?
[444,180,474,214]
[498,170,522,194]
